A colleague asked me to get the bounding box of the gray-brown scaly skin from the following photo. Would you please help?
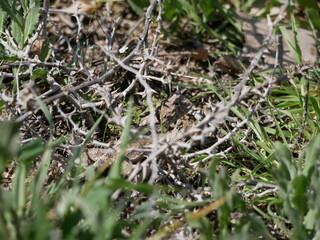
[80,94,192,179]
[158,94,192,130]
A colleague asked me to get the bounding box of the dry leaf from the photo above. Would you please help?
[63,0,103,15]
[192,47,209,61]
[30,37,45,57]
[215,55,244,74]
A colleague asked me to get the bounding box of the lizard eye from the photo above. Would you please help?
[174,96,184,105]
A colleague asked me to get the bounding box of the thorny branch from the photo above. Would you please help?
[0,0,291,198]
[42,0,160,104]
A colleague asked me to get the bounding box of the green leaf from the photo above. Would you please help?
[162,0,182,21]
[127,0,149,16]
[12,163,27,217]
[304,208,317,231]
[11,17,24,47]
[23,1,40,44]
[274,142,295,181]
[39,39,52,62]
[309,96,320,121]
[292,175,308,216]
[248,213,274,239]
[296,0,318,9]
[0,121,20,174]
[31,68,48,81]
[36,97,53,130]
[0,0,23,29]
[0,8,7,33]
[188,216,213,239]
[307,8,320,30]
[1,0,40,47]
[19,138,45,165]
[21,0,28,12]
[105,178,154,194]
[199,0,215,21]
[302,134,320,177]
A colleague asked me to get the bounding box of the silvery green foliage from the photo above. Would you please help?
[272,135,320,239]
[0,0,40,51]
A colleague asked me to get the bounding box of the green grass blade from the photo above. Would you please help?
[12,163,26,217]
[279,25,302,64]
[31,138,53,199]
[109,100,134,179]
[36,97,53,130]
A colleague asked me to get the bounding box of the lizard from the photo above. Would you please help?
[79,94,193,180]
